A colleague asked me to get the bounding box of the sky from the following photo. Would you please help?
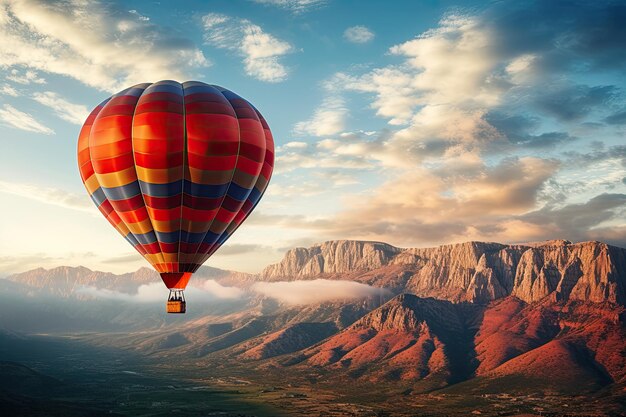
[0,0,625,275]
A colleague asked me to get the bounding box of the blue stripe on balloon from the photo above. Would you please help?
[116,84,149,98]
[102,181,141,201]
[124,232,141,247]
[154,230,181,244]
[144,83,183,95]
[180,230,207,244]
[217,88,241,100]
[226,182,252,202]
[216,230,230,246]
[182,84,218,95]
[90,187,106,207]
[247,187,261,204]
[184,180,230,199]
[138,180,183,197]
[133,231,158,245]
[202,231,221,244]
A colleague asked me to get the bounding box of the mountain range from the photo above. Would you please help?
[1,239,626,415]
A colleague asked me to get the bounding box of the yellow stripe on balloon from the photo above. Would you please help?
[125,218,154,235]
[143,253,165,265]
[135,166,184,184]
[161,253,179,263]
[151,218,181,233]
[95,167,137,188]
[84,174,101,195]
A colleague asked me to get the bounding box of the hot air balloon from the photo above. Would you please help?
[77,80,274,313]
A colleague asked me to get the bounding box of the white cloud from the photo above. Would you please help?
[275,137,372,174]
[250,0,326,13]
[252,279,388,305]
[387,15,501,108]
[344,25,375,44]
[271,156,563,246]
[77,278,388,306]
[0,104,53,134]
[283,141,308,149]
[6,68,46,84]
[268,181,325,198]
[294,95,347,136]
[78,279,244,303]
[0,0,209,92]
[283,14,511,170]
[78,283,164,303]
[128,9,149,21]
[196,279,244,299]
[338,15,503,129]
[337,69,417,125]
[0,84,17,96]
[0,180,92,211]
[32,91,89,125]
[241,24,292,82]
[203,13,293,82]
[315,170,359,187]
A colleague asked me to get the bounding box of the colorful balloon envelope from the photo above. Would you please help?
[77,81,274,312]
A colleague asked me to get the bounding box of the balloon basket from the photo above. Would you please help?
[166,289,186,314]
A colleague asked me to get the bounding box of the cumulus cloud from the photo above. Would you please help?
[267,181,325,198]
[314,170,359,187]
[250,0,326,13]
[32,91,89,125]
[307,14,507,168]
[0,180,93,211]
[344,25,375,44]
[0,104,54,134]
[203,13,293,82]
[0,0,209,92]
[305,157,560,243]
[252,279,388,305]
[0,84,18,96]
[5,68,46,84]
[275,137,373,174]
[294,96,347,136]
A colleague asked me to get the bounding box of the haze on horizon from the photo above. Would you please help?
[0,0,624,276]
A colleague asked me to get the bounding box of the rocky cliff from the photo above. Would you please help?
[262,240,401,278]
[262,240,626,305]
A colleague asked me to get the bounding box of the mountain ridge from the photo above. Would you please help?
[2,238,626,410]
[262,239,626,305]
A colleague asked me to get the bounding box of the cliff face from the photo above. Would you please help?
[262,241,401,279]
[262,240,626,305]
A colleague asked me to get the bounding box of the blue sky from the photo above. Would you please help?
[0,0,624,275]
